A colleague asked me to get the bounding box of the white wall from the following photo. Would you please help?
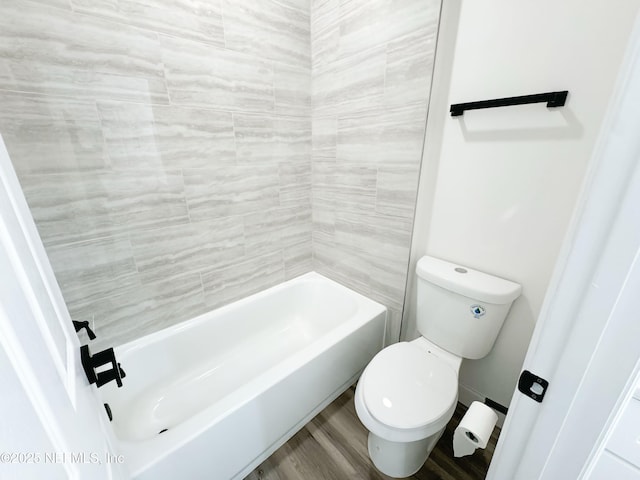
[404,0,640,408]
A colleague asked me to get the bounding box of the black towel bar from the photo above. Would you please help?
[450,91,568,117]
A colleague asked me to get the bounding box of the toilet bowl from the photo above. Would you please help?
[355,256,522,477]
[354,338,461,478]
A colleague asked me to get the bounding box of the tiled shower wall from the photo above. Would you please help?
[310,0,441,341]
[1,0,440,348]
[0,0,312,348]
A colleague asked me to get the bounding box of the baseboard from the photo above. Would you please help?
[458,383,506,429]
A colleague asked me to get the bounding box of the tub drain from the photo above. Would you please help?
[158,428,168,434]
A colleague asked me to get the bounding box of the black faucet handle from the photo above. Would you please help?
[80,345,123,388]
[73,320,96,340]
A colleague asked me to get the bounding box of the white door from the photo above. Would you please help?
[0,136,126,480]
[487,11,640,480]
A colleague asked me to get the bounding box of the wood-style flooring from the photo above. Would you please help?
[245,387,500,480]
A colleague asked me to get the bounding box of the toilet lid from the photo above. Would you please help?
[362,343,458,430]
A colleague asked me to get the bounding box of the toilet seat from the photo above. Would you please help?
[360,342,458,432]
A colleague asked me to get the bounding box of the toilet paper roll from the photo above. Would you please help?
[453,401,498,458]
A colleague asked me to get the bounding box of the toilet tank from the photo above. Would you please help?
[415,256,522,360]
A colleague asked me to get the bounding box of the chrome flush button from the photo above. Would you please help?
[470,304,486,318]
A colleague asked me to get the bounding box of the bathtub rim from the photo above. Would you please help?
[114,271,382,358]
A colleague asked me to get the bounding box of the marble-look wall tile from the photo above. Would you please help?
[183,166,281,220]
[27,0,71,10]
[0,92,108,174]
[232,114,278,163]
[384,308,403,347]
[311,158,336,243]
[279,162,312,207]
[312,47,386,116]
[233,114,311,164]
[311,158,336,200]
[0,0,169,103]
[243,209,289,257]
[311,23,339,73]
[337,0,439,60]
[222,0,310,69]
[375,166,421,219]
[160,35,275,112]
[202,251,285,309]
[334,211,412,263]
[311,205,335,245]
[0,2,164,78]
[310,0,339,70]
[311,0,440,342]
[312,116,337,158]
[311,0,337,16]
[332,164,377,214]
[47,234,138,306]
[314,0,439,71]
[285,239,313,280]
[97,101,236,170]
[72,0,225,48]
[384,26,438,106]
[2,0,445,352]
[71,273,206,350]
[311,161,378,215]
[336,104,427,165]
[367,256,409,311]
[280,207,313,247]
[317,210,412,312]
[20,173,110,246]
[130,217,245,281]
[0,61,170,104]
[244,206,311,256]
[273,117,313,159]
[313,238,371,296]
[3,0,314,349]
[275,64,311,117]
[312,205,420,336]
[279,0,311,13]
[20,170,189,246]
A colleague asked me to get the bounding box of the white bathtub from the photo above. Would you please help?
[99,272,387,480]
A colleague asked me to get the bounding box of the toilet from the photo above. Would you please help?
[355,255,521,478]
